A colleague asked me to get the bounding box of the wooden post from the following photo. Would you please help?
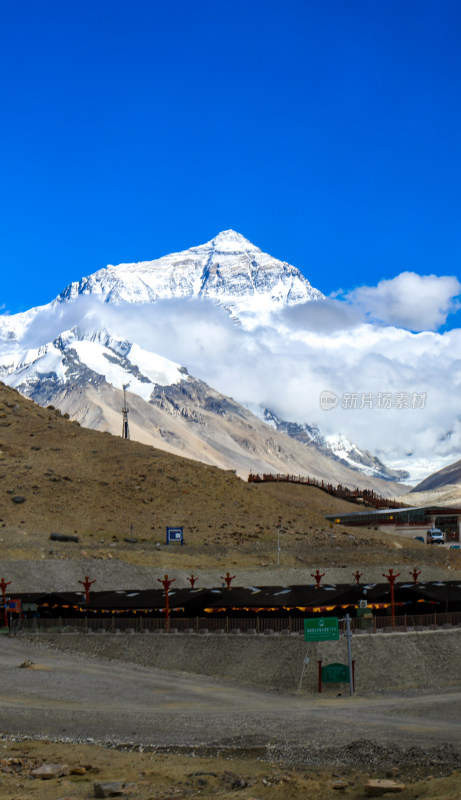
[382,569,400,627]
[158,574,175,632]
[0,579,11,627]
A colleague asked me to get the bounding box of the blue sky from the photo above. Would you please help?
[1,0,461,325]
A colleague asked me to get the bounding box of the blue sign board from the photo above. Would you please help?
[166,527,184,545]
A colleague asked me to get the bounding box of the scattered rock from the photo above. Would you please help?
[31,763,70,779]
[0,757,23,767]
[187,771,218,777]
[19,659,34,669]
[50,533,79,543]
[94,781,128,797]
[332,779,349,789]
[12,495,26,504]
[386,768,400,778]
[231,777,249,789]
[70,765,87,775]
[364,778,406,796]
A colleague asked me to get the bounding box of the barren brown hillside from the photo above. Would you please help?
[0,382,458,577]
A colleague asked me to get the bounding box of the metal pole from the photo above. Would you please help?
[345,613,354,696]
[165,586,170,631]
[390,581,395,627]
[297,651,310,692]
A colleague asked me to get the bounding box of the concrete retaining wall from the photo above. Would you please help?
[25,628,461,695]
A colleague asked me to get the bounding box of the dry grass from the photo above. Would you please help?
[0,382,458,573]
[0,738,459,800]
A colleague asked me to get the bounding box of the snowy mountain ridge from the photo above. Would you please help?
[0,327,186,403]
[260,408,409,482]
[0,325,404,495]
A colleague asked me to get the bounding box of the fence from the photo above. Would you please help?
[18,610,461,635]
[247,473,405,509]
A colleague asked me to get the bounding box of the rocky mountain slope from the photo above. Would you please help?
[0,382,456,585]
[397,457,461,506]
[0,329,404,493]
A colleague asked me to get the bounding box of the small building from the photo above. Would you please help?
[325,505,461,542]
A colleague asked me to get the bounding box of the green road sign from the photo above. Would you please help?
[321,662,349,683]
[304,617,339,641]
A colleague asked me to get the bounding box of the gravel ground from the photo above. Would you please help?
[20,627,461,695]
[2,635,461,777]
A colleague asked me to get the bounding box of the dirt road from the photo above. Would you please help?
[2,638,461,770]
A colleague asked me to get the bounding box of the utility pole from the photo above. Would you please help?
[277,526,286,566]
[345,613,354,696]
[122,383,130,439]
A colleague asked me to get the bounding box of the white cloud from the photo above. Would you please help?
[2,282,461,480]
[342,272,461,331]
[276,297,361,332]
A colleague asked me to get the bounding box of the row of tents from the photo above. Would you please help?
[9,581,461,618]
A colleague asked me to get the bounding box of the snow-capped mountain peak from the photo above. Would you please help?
[0,231,323,346]
[0,230,428,486]
[205,229,260,252]
[52,230,323,318]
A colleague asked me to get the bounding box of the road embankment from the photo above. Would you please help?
[23,627,461,694]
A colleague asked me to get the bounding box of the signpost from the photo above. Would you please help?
[166,527,184,545]
[300,615,354,696]
[304,617,339,641]
[321,662,349,683]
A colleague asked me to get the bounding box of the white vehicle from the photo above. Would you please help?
[426,528,445,544]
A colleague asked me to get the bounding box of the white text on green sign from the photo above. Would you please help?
[304,617,339,641]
